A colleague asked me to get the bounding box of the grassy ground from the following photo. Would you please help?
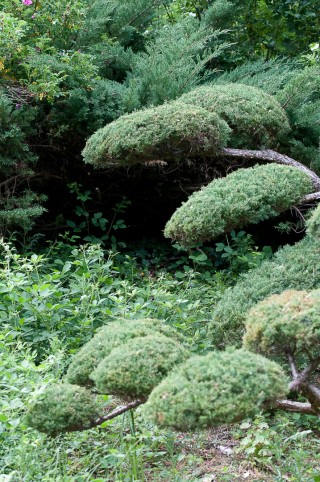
[0,240,319,481]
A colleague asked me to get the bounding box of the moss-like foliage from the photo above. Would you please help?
[82,102,230,167]
[66,318,185,386]
[244,289,320,358]
[179,83,290,148]
[25,383,99,436]
[209,237,320,349]
[164,164,312,246]
[145,349,288,430]
[91,335,190,399]
[306,205,320,240]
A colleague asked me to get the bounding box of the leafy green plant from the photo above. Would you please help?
[65,182,130,246]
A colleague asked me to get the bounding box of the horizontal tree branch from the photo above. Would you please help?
[301,192,320,203]
[273,399,320,416]
[65,399,145,433]
[220,148,320,191]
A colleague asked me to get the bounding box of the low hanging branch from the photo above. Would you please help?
[220,148,320,191]
[66,399,145,434]
[273,399,320,416]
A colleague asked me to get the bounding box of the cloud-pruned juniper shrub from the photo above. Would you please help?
[209,236,320,349]
[90,335,189,399]
[66,318,186,386]
[82,102,230,167]
[179,83,290,148]
[26,383,101,436]
[144,349,288,430]
[307,205,320,241]
[244,289,320,360]
[164,164,312,247]
[27,319,190,436]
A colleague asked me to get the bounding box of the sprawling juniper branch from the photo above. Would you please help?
[273,399,320,416]
[65,399,145,433]
[220,148,320,191]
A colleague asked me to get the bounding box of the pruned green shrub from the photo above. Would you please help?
[144,349,288,430]
[82,102,230,167]
[179,83,290,148]
[65,318,185,386]
[306,205,320,240]
[164,164,312,246]
[91,335,189,399]
[244,289,320,358]
[209,237,320,349]
[25,383,100,436]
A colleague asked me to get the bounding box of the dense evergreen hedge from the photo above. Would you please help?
[26,383,100,436]
[209,237,320,349]
[179,83,290,148]
[145,349,287,430]
[244,289,320,358]
[91,335,189,399]
[164,164,312,246]
[82,102,230,167]
[66,318,186,386]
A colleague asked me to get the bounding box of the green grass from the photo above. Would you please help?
[0,239,319,481]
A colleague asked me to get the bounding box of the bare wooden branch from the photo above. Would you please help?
[65,399,145,433]
[288,353,299,380]
[273,399,320,416]
[301,192,320,203]
[220,148,320,190]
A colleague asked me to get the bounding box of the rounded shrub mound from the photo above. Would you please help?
[145,349,288,430]
[82,102,230,167]
[306,205,320,240]
[209,237,320,349]
[244,289,320,357]
[90,335,190,399]
[164,164,312,246]
[65,318,185,386]
[25,383,99,436]
[179,83,290,148]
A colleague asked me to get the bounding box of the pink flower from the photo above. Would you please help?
[22,0,33,5]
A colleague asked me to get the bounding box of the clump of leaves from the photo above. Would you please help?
[91,334,189,399]
[144,349,288,430]
[82,102,230,167]
[164,164,312,247]
[179,83,290,148]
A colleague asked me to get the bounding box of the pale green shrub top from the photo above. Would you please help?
[91,334,189,399]
[65,318,186,386]
[164,164,312,246]
[244,289,320,357]
[25,383,100,436]
[82,102,230,167]
[306,205,320,240]
[145,349,288,430]
[209,237,320,349]
[179,83,290,148]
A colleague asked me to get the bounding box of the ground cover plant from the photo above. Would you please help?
[1,0,320,480]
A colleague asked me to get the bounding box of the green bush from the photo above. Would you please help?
[164,164,312,246]
[0,93,45,235]
[82,102,230,167]
[209,236,320,349]
[179,83,290,148]
[144,349,288,430]
[25,383,100,436]
[91,334,189,399]
[244,289,320,358]
[306,205,320,240]
[65,318,186,386]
